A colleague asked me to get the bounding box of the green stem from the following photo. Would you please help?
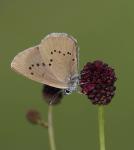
[98,106,105,150]
[48,105,56,150]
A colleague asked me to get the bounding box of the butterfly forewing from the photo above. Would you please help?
[39,33,78,84]
[11,46,68,88]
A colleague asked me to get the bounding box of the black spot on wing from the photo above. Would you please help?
[36,63,40,66]
[72,58,75,61]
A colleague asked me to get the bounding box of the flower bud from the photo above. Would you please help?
[42,85,63,105]
[26,109,42,124]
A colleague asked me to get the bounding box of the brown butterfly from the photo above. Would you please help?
[11,33,79,94]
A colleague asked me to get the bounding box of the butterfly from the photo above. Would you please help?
[11,33,79,95]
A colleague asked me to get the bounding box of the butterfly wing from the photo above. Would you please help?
[11,46,68,88]
[39,33,79,85]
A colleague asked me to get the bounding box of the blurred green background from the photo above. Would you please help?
[0,0,133,150]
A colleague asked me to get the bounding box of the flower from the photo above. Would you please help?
[26,109,42,124]
[80,60,117,105]
[42,85,63,105]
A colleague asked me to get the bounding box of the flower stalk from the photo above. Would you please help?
[98,106,105,150]
[48,105,56,150]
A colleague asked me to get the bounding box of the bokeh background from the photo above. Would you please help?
[0,0,133,149]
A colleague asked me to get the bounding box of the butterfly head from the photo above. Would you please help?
[63,74,79,95]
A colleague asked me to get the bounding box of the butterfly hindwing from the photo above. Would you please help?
[11,46,68,88]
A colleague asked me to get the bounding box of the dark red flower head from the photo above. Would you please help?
[80,60,117,105]
[42,85,63,105]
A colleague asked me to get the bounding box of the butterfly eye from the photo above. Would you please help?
[31,72,34,75]
[32,64,34,67]
[36,63,40,66]
[63,53,65,56]
[29,67,32,70]
[49,63,52,66]
[54,50,56,52]
[51,52,53,54]
[50,59,53,62]
[58,51,61,53]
